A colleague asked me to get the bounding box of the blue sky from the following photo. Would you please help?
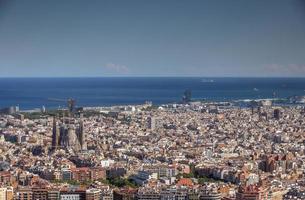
[0,0,305,77]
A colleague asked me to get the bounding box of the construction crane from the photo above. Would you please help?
[48,98,76,114]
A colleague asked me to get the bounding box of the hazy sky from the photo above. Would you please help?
[0,0,305,77]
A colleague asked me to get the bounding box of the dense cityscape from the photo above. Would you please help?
[1,0,305,199]
[1,95,305,200]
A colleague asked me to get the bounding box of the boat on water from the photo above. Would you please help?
[201,79,214,83]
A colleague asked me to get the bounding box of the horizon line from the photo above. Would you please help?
[1,76,305,79]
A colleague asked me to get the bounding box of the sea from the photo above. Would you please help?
[0,77,305,110]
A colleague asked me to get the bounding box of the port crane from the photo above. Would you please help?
[47,98,76,114]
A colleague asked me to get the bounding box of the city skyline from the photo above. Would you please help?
[1,1,305,199]
[0,0,305,77]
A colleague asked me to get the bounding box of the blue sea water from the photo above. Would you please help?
[0,77,305,110]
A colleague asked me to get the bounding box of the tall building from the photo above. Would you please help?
[0,187,14,200]
[273,109,281,120]
[59,124,68,147]
[16,187,33,200]
[0,188,7,200]
[52,117,60,150]
[67,125,81,150]
[147,117,156,130]
[32,188,48,200]
[71,167,91,182]
[78,120,87,151]
[48,190,60,200]
[86,189,101,200]
[52,118,84,152]
[147,117,162,130]
[6,187,13,200]
[101,190,113,200]
[0,171,11,185]
[236,184,269,200]
[261,154,292,173]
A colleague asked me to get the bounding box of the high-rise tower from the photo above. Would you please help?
[78,120,87,150]
[52,117,60,150]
